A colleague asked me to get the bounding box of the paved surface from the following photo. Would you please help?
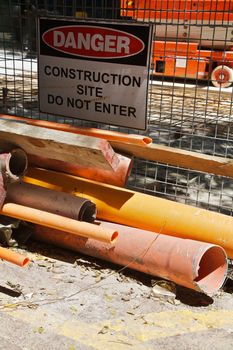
[0,239,233,350]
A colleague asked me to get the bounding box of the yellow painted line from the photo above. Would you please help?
[4,308,233,350]
[115,309,233,342]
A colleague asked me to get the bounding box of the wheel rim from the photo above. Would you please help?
[212,66,233,87]
[215,69,230,84]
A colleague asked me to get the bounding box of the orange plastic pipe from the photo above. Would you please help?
[32,222,227,294]
[29,153,133,187]
[0,246,30,267]
[0,114,152,147]
[0,203,118,244]
[24,168,233,258]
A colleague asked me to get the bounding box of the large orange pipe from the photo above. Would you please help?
[0,114,152,147]
[25,168,233,257]
[1,203,118,244]
[29,154,133,187]
[32,222,227,294]
[0,246,30,267]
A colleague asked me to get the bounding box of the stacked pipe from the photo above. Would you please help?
[0,117,230,294]
[0,147,119,267]
[25,168,233,258]
[3,170,227,293]
[3,181,118,244]
[0,148,30,267]
[21,167,231,294]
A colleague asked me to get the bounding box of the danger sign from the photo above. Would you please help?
[38,18,152,130]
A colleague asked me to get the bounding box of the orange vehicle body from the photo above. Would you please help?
[121,0,233,22]
[121,0,233,86]
[153,41,233,86]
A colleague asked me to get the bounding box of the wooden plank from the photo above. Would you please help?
[110,141,233,178]
[0,120,119,171]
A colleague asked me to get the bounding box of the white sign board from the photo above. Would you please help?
[38,18,152,130]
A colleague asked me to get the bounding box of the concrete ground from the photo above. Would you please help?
[0,238,233,350]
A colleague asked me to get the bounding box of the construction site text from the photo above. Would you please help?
[44,66,141,88]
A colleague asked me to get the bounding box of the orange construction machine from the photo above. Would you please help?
[121,0,233,87]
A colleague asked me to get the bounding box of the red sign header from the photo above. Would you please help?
[42,25,145,59]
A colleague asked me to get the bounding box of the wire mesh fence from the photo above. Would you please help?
[0,0,233,214]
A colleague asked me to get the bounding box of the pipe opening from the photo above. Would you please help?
[79,202,96,223]
[143,137,152,145]
[194,246,227,294]
[22,257,30,267]
[110,231,118,244]
[8,149,28,177]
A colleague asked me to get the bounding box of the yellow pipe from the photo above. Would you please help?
[25,168,233,258]
[1,202,118,244]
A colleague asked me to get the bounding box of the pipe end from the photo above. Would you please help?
[22,257,30,267]
[80,202,97,223]
[143,137,152,146]
[194,246,228,294]
[110,231,118,244]
[8,149,28,180]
